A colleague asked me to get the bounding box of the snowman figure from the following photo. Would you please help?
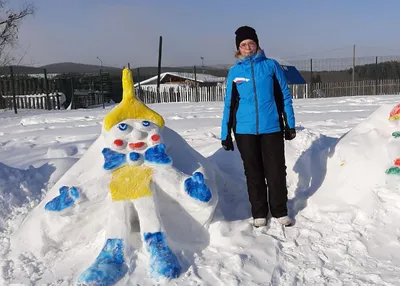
[71,68,214,285]
[386,103,400,177]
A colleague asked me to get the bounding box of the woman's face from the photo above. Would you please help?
[239,39,257,56]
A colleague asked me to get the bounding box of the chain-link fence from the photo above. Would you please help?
[285,55,400,98]
[132,55,400,102]
[2,54,400,110]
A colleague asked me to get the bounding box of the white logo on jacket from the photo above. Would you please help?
[233,77,250,83]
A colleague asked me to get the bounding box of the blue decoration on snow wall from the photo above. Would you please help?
[45,186,80,212]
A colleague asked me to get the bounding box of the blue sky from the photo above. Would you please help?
[12,0,400,67]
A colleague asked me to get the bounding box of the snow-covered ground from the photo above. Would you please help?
[1,94,400,285]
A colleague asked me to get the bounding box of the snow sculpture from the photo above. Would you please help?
[386,104,400,175]
[58,67,213,285]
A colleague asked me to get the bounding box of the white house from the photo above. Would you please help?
[134,72,226,89]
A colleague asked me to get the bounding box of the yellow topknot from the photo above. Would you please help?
[103,68,165,131]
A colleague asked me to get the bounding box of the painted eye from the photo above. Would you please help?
[118,123,128,131]
[142,121,151,127]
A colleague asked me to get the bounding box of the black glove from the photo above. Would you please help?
[222,135,234,151]
[284,128,296,140]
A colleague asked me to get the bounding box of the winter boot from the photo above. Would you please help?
[253,218,267,228]
[277,216,293,227]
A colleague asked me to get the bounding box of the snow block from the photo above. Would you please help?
[77,238,128,286]
[144,144,172,165]
[144,232,181,280]
[44,186,79,212]
[184,172,212,203]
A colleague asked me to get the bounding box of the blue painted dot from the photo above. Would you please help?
[142,121,150,127]
[118,123,128,131]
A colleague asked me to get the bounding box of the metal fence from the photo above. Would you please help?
[0,66,114,113]
[135,79,400,104]
[2,54,400,110]
[286,55,400,82]
[1,93,62,110]
[136,85,226,104]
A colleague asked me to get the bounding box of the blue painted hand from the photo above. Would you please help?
[184,172,212,203]
[44,186,80,212]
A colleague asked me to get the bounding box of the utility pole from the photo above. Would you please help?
[352,45,356,96]
[9,66,17,114]
[310,59,313,99]
[44,68,50,110]
[157,36,163,102]
[97,56,104,109]
[194,65,198,102]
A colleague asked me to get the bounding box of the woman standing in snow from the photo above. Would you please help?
[221,26,296,228]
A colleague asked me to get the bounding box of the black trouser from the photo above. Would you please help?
[235,132,288,219]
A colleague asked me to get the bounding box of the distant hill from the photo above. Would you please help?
[41,62,122,75]
[0,65,42,75]
[0,62,122,76]
[7,59,397,84]
[0,62,230,81]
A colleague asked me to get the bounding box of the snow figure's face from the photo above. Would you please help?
[104,119,161,154]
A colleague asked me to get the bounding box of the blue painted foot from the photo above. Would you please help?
[45,186,80,212]
[144,144,172,165]
[184,172,212,203]
[77,238,128,286]
[144,232,181,280]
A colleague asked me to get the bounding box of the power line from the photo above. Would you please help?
[281,46,353,60]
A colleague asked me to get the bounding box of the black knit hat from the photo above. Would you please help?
[235,26,259,50]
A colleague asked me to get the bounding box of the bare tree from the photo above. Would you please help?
[0,1,35,66]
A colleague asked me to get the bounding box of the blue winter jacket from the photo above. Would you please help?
[221,50,295,141]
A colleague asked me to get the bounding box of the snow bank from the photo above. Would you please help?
[310,104,399,213]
